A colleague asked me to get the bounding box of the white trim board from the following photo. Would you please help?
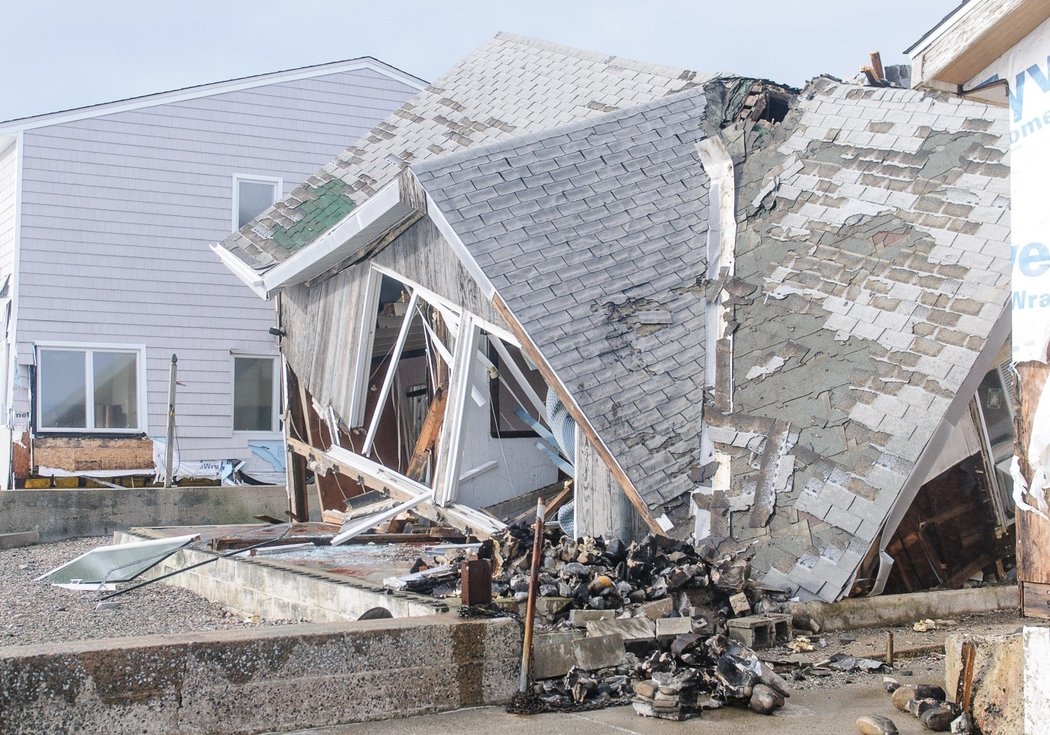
[0,58,427,133]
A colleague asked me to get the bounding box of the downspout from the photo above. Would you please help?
[693,136,736,541]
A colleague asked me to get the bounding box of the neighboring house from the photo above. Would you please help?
[216,34,1014,602]
[0,58,425,488]
[908,0,1050,617]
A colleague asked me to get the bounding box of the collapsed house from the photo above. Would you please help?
[214,34,1015,602]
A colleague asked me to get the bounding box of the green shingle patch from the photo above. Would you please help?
[270,179,356,252]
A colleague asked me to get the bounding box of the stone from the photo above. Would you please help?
[749,684,782,715]
[855,714,899,735]
[633,679,658,699]
[729,591,751,616]
[585,617,656,643]
[920,703,960,732]
[533,632,578,680]
[568,609,614,628]
[638,598,674,619]
[914,684,946,702]
[573,634,626,670]
[891,685,916,712]
[656,617,694,640]
[908,697,940,717]
[949,713,973,733]
[883,677,900,693]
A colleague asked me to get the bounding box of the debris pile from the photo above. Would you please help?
[484,528,796,718]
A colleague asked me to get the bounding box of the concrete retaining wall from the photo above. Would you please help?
[0,616,520,735]
[117,531,447,621]
[0,486,289,540]
[791,585,1019,632]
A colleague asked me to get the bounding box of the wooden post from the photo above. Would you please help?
[1017,362,1050,619]
[519,498,546,694]
[163,354,177,488]
[283,360,310,523]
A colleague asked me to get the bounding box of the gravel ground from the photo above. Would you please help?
[0,537,296,647]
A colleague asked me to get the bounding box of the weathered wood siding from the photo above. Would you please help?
[282,215,509,424]
[373,217,505,328]
[575,433,635,542]
[13,68,418,472]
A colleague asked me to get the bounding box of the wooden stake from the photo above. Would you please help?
[869,51,885,81]
[886,631,894,667]
[518,497,546,694]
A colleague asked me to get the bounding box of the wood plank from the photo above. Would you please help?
[406,387,446,481]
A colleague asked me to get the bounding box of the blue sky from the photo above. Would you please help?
[0,0,959,121]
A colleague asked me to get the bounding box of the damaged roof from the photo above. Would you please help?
[710,78,1010,601]
[412,84,731,517]
[219,33,714,270]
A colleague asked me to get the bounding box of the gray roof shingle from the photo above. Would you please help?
[413,88,718,512]
[220,33,714,270]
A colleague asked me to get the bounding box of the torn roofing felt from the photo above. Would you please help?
[704,78,1011,602]
[411,84,736,522]
[219,32,716,271]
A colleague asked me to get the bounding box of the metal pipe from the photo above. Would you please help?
[163,354,177,487]
[518,497,546,693]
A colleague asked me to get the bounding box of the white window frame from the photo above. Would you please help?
[232,174,283,231]
[35,342,147,434]
[231,354,281,436]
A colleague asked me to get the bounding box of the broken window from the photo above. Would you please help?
[37,346,141,432]
[233,356,278,432]
[488,341,546,438]
[234,175,281,229]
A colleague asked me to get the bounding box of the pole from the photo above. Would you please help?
[518,497,546,694]
[164,354,177,488]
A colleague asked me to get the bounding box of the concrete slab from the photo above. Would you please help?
[534,631,579,680]
[0,531,39,550]
[573,634,626,670]
[585,617,656,642]
[274,682,931,735]
[569,609,615,627]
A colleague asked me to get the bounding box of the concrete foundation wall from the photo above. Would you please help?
[117,532,446,621]
[0,616,521,735]
[0,486,289,540]
[790,585,1019,632]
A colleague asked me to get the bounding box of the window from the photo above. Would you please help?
[233,356,278,432]
[488,340,547,438]
[233,176,281,230]
[37,346,143,432]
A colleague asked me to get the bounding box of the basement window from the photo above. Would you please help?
[37,346,143,432]
[233,356,279,432]
[233,175,282,230]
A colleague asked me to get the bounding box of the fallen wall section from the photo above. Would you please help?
[0,616,520,735]
[0,486,288,540]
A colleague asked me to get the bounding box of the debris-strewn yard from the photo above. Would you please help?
[0,537,295,646]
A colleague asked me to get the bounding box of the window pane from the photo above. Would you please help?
[234,357,274,431]
[93,352,138,429]
[40,350,87,428]
[237,180,277,228]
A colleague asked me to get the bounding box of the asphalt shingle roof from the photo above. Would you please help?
[413,88,717,513]
[221,33,714,270]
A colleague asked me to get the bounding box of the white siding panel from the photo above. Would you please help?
[15,67,418,469]
[0,140,18,281]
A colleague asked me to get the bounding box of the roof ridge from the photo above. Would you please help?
[411,84,712,176]
[491,32,701,79]
[0,56,426,129]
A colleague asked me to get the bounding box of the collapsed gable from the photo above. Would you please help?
[706,78,1011,601]
[222,33,714,272]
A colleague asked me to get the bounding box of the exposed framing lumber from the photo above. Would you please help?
[282,357,310,522]
[331,490,434,545]
[348,268,384,427]
[362,289,420,455]
[405,386,446,481]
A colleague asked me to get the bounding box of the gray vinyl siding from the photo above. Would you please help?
[13,67,417,470]
[0,139,16,283]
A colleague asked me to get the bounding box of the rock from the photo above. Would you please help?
[914,684,947,702]
[856,714,899,735]
[749,684,779,715]
[891,685,916,712]
[633,679,658,699]
[883,676,901,693]
[949,712,973,733]
[920,703,960,731]
[908,697,940,717]
[729,591,751,616]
